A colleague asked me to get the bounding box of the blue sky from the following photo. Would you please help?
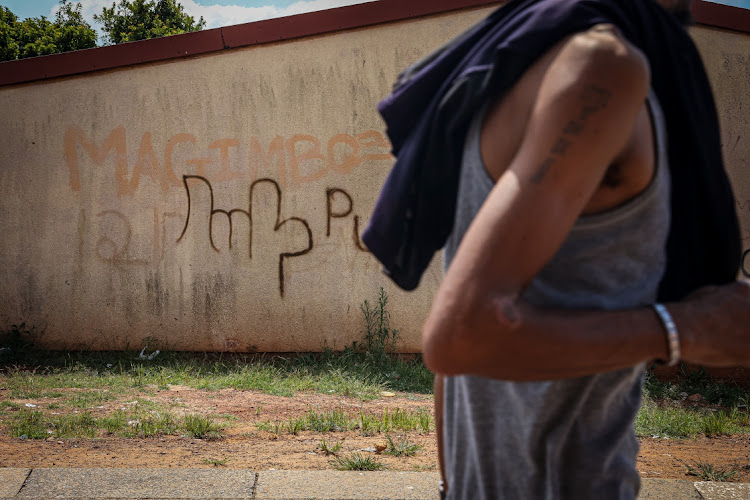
[2,0,379,30]
[706,0,750,8]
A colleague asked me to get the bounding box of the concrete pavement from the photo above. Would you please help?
[1,468,749,499]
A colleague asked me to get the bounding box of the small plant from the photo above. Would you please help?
[686,462,738,481]
[202,457,230,467]
[331,452,385,471]
[183,414,221,439]
[257,420,283,436]
[287,417,305,435]
[319,439,342,456]
[702,411,732,437]
[359,287,399,360]
[383,434,422,457]
[417,409,433,433]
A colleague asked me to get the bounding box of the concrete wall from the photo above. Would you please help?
[0,6,494,352]
[692,26,750,280]
[0,8,748,352]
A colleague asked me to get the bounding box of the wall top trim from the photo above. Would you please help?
[0,0,501,87]
[694,1,750,34]
[1,0,747,87]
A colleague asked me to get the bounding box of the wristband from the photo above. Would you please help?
[653,303,680,367]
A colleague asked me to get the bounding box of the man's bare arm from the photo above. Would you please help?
[422,28,750,380]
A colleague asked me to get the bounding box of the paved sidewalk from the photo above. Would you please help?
[1,468,749,499]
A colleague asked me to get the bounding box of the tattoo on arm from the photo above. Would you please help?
[530,84,613,184]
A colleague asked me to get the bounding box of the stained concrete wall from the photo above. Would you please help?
[692,26,750,281]
[0,8,748,352]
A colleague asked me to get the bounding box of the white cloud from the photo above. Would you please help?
[59,0,376,32]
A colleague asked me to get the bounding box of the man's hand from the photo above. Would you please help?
[673,281,750,367]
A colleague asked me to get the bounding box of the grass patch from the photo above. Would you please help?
[383,434,421,457]
[256,408,432,437]
[10,410,49,439]
[0,350,432,402]
[331,452,384,471]
[318,439,342,456]
[183,414,222,439]
[4,407,224,439]
[686,462,738,481]
[638,368,750,439]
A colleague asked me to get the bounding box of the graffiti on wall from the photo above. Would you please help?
[65,126,388,297]
[64,126,392,196]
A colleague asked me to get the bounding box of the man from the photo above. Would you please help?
[366,0,750,498]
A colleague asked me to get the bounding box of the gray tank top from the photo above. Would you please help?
[442,92,671,500]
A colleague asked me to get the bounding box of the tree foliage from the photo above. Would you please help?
[94,0,205,45]
[0,1,97,61]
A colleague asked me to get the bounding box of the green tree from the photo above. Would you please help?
[0,6,20,60]
[94,0,205,45]
[0,1,97,61]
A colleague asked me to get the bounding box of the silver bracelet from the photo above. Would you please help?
[653,303,680,367]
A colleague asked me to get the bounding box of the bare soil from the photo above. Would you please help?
[1,385,749,482]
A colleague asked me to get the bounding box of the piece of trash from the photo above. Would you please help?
[137,347,160,360]
[360,447,377,453]
[19,434,27,440]
[380,391,396,398]
[25,403,37,408]
[106,364,113,368]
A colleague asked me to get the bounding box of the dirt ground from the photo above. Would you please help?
[1,385,749,482]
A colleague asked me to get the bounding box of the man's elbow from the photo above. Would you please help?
[422,321,473,376]
[422,294,523,376]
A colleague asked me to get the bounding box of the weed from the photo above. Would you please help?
[686,462,738,481]
[319,439,342,456]
[331,452,385,471]
[412,464,437,472]
[256,420,283,436]
[183,414,221,439]
[358,287,399,360]
[126,411,179,438]
[417,409,433,433]
[383,434,421,457]
[305,408,351,433]
[287,417,305,435]
[702,411,732,437]
[202,457,230,467]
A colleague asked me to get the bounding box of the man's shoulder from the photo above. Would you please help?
[563,24,650,83]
